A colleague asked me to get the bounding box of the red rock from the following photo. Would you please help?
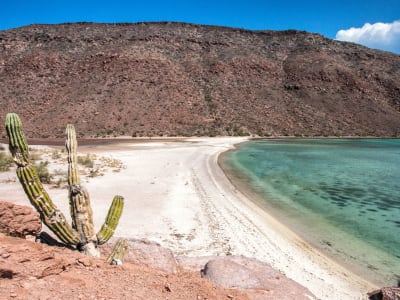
[0,234,249,300]
[201,256,316,300]
[100,237,178,274]
[176,255,217,271]
[0,201,41,238]
[368,287,400,300]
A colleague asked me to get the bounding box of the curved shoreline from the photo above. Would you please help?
[210,139,376,299]
[218,139,400,288]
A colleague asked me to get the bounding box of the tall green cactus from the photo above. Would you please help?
[5,113,124,257]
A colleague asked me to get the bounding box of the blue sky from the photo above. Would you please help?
[1,0,399,53]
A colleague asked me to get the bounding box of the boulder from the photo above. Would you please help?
[100,238,178,274]
[0,201,41,238]
[201,256,316,300]
[368,287,400,300]
[176,255,217,272]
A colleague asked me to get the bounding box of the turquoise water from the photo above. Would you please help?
[221,139,400,286]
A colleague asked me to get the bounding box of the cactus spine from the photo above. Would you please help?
[5,113,124,257]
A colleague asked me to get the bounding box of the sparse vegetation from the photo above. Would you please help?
[34,161,53,184]
[0,152,13,172]
[78,154,94,168]
[28,148,42,161]
[51,168,68,188]
[51,149,62,159]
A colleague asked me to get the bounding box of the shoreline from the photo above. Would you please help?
[211,140,377,299]
[0,137,376,299]
[219,139,400,288]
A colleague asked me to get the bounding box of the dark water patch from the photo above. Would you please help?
[376,206,390,211]
[322,240,333,247]
[330,196,347,202]
[340,195,353,202]
[342,187,367,198]
[361,200,372,205]
[368,264,379,271]
[324,187,341,193]
[377,196,400,204]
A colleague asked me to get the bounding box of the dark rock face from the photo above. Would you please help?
[200,256,316,299]
[0,22,400,138]
[0,201,41,237]
[368,287,400,300]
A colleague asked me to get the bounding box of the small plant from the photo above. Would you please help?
[51,149,62,160]
[51,168,67,188]
[34,160,53,184]
[28,147,42,161]
[0,151,13,172]
[78,154,94,168]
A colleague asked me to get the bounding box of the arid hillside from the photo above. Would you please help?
[0,22,399,138]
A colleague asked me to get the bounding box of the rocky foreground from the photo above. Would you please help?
[0,201,316,300]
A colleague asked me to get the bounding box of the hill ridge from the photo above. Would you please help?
[1,22,399,138]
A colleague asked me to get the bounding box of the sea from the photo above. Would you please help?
[220,138,400,287]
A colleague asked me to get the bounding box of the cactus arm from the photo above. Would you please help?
[66,125,97,249]
[66,123,80,228]
[66,124,80,186]
[5,113,80,245]
[5,113,30,166]
[106,238,129,265]
[17,166,80,244]
[97,196,124,245]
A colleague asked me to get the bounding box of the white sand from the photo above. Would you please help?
[0,138,376,299]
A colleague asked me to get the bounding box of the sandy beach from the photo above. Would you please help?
[0,137,376,299]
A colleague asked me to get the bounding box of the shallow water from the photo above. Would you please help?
[222,139,400,286]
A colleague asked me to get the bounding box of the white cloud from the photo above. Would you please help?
[336,20,400,53]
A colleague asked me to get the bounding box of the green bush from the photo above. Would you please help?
[0,152,13,172]
[35,161,53,184]
[51,150,62,160]
[78,154,94,168]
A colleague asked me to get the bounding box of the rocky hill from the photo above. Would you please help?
[0,22,399,138]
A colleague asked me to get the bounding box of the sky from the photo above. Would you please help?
[1,0,399,54]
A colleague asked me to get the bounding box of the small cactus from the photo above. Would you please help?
[106,238,129,265]
[5,113,124,257]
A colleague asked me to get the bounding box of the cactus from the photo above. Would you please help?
[5,113,124,257]
[106,238,129,265]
